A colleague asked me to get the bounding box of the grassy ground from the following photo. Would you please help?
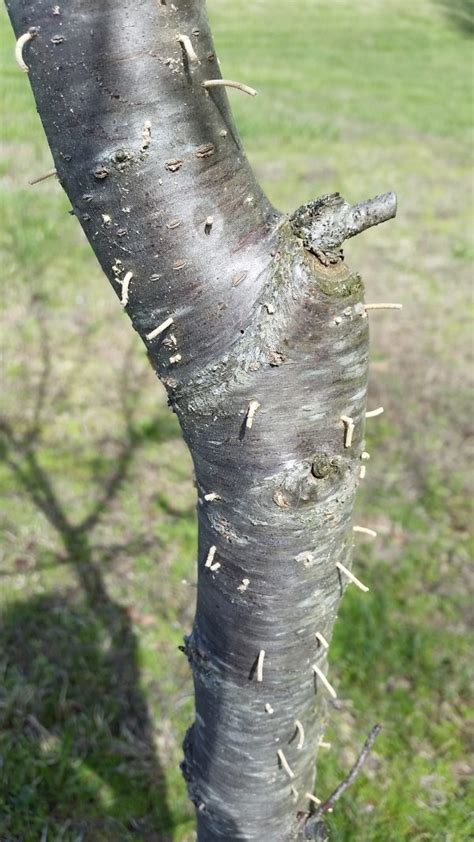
[0,1,472,840]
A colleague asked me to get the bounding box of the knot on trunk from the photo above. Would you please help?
[179,633,209,670]
[181,724,206,812]
[271,455,346,509]
[181,723,196,785]
[179,632,220,686]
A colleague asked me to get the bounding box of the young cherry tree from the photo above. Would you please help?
[6,1,398,839]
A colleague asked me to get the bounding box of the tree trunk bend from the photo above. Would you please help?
[5,1,396,839]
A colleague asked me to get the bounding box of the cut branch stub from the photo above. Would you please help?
[290,191,397,255]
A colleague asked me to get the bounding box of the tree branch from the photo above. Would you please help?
[304,724,382,839]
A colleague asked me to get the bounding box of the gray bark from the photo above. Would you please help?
[5,1,396,839]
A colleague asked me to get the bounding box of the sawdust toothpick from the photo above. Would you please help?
[29,168,57,186]
[341,415,355,448]
[121,271,133,308]
[204,492,221,502]
[15,29,37,72]
[353,525,377,538]
[312,664,337,699]
[306,792,322,806]
[202,79,257,96]
[365,303,402,311]
[294,719,305,750]
[246,400,261,430]
[146,316,174,341]
[277,749,295,779]
[336,561,369,592]
[256,649,265,682]
[237,578,250,593]
[205,545,217,568]
[366,406,384,418]
[177,34,199,64]
[315,632,329,649]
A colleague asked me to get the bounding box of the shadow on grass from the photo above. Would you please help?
[0,318,182,840]
[435,0,474,34]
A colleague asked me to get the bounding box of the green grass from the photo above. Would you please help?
[0,1,472,840]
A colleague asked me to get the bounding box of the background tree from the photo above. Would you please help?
[2,1,470,840]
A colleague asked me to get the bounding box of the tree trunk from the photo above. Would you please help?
[5,1,396,839]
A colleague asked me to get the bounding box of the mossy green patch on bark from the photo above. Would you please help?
[304,253,364,298]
